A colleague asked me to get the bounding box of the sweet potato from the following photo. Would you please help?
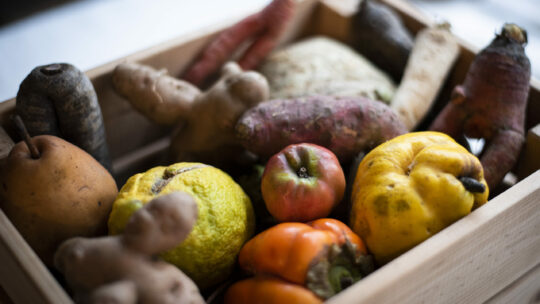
[235,96,407,161]
[430,23,531,189]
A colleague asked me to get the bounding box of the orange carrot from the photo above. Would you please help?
[224,276,323,304]
[183,0,295,86]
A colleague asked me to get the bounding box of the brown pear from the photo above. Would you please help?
[0,135,118,267]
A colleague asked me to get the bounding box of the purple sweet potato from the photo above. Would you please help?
[235,96,407,161]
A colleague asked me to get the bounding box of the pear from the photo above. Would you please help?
[0,134,118,267]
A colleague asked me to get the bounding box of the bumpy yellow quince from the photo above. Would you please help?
[350,132,488,264]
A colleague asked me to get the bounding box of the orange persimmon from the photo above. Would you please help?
[238,218,373,299]
[224,276,322,304]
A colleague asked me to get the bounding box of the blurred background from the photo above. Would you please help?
[1,0,539,102]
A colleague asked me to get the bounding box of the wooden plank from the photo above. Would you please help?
[314,0,358,43]
[328,170,540,304]
[0,127,13,160]
[0,208,72,304]
[380,0,435,33]
[517,124,540,180]
[0,285,15,304]
[485,263,540,304]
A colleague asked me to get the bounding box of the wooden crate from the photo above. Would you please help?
[1,0,539,303]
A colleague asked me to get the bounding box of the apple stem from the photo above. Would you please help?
[11,115,40,159]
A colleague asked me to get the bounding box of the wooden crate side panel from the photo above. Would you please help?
[527,79,540,131]
[0,127,13,160]
[328,170,540,304]
[486,263,540,304]
[313,0,358,43]
[0,208,72,304]
[517,124,540,180]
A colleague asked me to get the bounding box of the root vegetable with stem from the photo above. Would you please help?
[430,23,531,190]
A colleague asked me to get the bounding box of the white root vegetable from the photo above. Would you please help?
[391,24,460,130]
[258,36,397,104]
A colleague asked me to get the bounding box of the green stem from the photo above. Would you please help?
[11,115,40,159]
[306,241,375,299]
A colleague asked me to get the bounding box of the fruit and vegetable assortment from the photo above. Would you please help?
[0,0,532,303]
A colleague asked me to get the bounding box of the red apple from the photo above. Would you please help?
[261,143,346,222]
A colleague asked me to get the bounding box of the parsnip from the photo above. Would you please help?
[391,24,460,130]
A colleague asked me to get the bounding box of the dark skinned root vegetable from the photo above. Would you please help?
[182,0,295,87]
[351,0,414,82]
[16,63,112,171]
[235,95,407,162]
[430,23,531,190]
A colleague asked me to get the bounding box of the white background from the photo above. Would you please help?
[1,0,539,102]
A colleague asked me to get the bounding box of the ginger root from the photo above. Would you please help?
[112,63,201,126]
[112,61,269,165]
[54,192,205,304]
